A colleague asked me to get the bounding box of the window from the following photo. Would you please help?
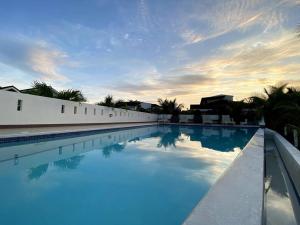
[94,108,96,115]
[74,106,77,114]
[17,99,23,111]
[85,107,87,115]
[61,105,65,113]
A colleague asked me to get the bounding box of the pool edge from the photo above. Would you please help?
[0,123,158,144]
[182,128,264,225]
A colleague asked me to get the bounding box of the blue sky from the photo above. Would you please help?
[0,0,300,107]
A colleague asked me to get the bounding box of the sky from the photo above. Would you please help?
[0,0,300,108]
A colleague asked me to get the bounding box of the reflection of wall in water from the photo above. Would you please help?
[0,126,158,171]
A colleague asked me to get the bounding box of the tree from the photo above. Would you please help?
[230,100,246,125]
[23,81,56,97]
[126,100,141,111]
[97,95,115,107]
[158,98,184,122]
[23,81,88,102]
[115,99,127,109]
[193,110,203,123]
[57,89,87,102]
[250,83,300,133]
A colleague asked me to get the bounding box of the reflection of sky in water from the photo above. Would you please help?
[265,147,297,225]
[266,189,297,225]
[0,125,256,225]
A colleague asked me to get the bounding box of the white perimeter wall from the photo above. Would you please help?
[0,90,158,125]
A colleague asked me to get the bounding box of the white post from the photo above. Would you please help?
[284,126,288,136]
[293,129,298,148]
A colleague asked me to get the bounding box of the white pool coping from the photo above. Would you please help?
[183,128,264,225]
[0,122,158,138]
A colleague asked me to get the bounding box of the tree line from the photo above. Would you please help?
[21,81,300,133]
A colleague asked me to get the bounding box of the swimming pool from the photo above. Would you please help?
[0,125,257,225]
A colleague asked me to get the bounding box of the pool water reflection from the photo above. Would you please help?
[0,125,257,225]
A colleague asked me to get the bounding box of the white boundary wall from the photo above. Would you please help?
[0,90,158,126]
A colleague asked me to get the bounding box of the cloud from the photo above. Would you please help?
[177,31,300,74]
[113,74,214,96]
[95,29,300,104]
[0,36,68,81]
[173,30,300,99]
[181,30,203,44]
[180,0,297,45]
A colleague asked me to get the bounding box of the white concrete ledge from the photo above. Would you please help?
[183,128,264,225]
[0,122,158,139]
[265,128,300,195]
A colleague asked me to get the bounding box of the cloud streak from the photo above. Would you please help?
[0,36,68,81]
[180,0,298,45]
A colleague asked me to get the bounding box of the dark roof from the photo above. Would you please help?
[201,94,233,101]
[190,104,202,110]
[0,85,20,92]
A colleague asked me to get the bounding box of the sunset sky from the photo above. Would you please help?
[0,0,300,107]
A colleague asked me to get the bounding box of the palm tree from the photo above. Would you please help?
[57,89,87,102]
[230,100,246,125]
[158,98,183,113]
[250,83,300,133]
[97,95,115,107]
[158,98,184,122]
[23,81,56,97]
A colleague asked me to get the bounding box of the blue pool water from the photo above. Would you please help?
[0,125,257,225]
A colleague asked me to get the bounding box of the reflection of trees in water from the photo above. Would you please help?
[157,126,182,149]
[54,155,85,170]
[27,153,85,180]
[150,131,163,138]
[28,164,49,180]
[102,143,126,157]
[128,137,140,143]
[129,131,162,143]
[182,126,255,152]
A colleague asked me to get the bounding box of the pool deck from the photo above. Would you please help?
[0,123,158,138]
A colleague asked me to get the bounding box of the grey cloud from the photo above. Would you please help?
[114,74,214,95]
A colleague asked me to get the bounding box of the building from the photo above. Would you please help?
[126,101,159,111]
[190,94,233,112]
[21,86,59,96]
[0,84,59,96]
[0,85,21,93]
[199,94,233,106]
